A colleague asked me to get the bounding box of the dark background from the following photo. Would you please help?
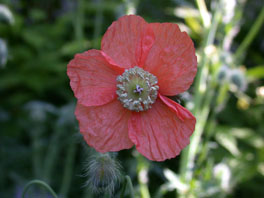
[0,0,264,197]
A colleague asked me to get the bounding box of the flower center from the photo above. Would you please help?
[116,66,159,112]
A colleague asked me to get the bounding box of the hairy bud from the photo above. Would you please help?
[217,65,230,83]
[230,68,247,92]
[83,152,122,195]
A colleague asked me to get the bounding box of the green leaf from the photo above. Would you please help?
[215,129,240,156]
[61,40,90,56]
[231,128,264,149]
[247,66,264,79]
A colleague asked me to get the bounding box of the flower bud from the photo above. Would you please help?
[0,5,14,24]
[83,152,122,195]
[217,65,230,83]
[0,39,8,67]
[230,68,247,92]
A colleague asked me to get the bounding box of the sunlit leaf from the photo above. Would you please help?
[247,66,264,79]
[163,169,188,192]
[215,129,240,156]
[231,128,264,149]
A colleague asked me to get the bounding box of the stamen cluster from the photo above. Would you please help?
[116,66,159,112]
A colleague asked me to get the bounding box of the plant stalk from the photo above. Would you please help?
[22,180,58,198]
[235,7,264,61]
[179,0,221,185]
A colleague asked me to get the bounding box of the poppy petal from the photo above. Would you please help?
[67,49,121,107]
[143,23,197,96]
[128,94,196,161]
[101,15,155,68]
[75,100,133,152]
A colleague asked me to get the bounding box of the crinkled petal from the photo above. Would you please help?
[101,15,155,68]
[75,100,133,152]
[128,94,196,161]
[143,23,197,96]
[67,49,122,107]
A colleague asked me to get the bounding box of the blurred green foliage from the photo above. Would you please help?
[0,0,264,198]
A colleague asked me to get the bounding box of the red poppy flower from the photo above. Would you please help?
[67,15,197,161]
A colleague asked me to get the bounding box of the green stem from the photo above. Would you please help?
[59,140,77,197]
[120,176,128,197]
[74,0,84,41]
[193,7,221,114]
[32,127,43,179]
[179,4,221,183]
[22,180,58,198]
[180,98,211,184]
[137,156,150,198]
[195,0,211,28]
[93,0,104,48]
[43,127,64,183]
[235,7,264,60]
[120,176,135,198]
[126,176,135,198]
[197,114,216,166]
